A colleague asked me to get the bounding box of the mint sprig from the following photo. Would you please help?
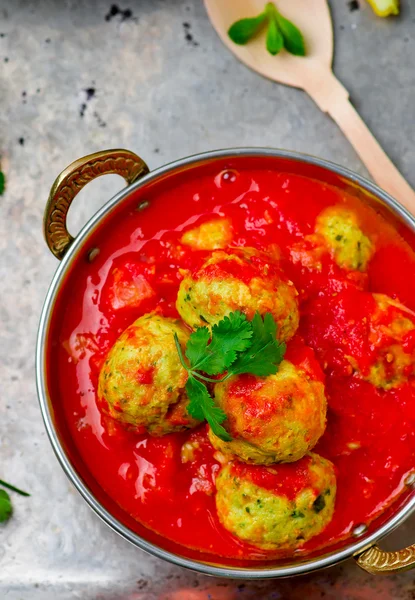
[228,2,306,57]
[0,479,30,523]
[174,311,286,441]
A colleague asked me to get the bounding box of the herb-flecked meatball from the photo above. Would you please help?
[98,313,199,435]
[287,206,373,301]
[181,218,233,250]
[302,290,415,389]
[315,205,374,271]
[215,453,336,550]
[176,248,299,341]
[353,294,415,389]
[209,343,326,464]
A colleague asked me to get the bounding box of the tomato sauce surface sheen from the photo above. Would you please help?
[51,164,415,560]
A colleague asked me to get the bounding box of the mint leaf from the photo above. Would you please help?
[0,489,12,523]
[228,13,267,45]
[228,3,306,57]
[230,312,285,376]
[275,12,306,56]
[266,15,284,55]
[0,171,5,196]
[186,376,232,442]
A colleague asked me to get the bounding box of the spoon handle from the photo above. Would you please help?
[329,96,415,213]
[306,69,415,214]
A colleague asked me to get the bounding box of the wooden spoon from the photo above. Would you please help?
[204,0,415,213]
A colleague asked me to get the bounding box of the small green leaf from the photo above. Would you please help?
[228,13,267,45]
[186,376,232,442]
[266,16,284,56]
[184,311,253,375]
[0,489,12,523]
[202,311,253,374]
[209,416,233,442]
[185,326,211,369]
[275,12,306,56]
[186,376,208,421]
[0,171,5,196]
[230,312,285,377]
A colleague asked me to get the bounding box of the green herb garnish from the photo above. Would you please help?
[0,479,30,523]
[228,2,306,57]
[228,12,267,45]
[273,10,306,56]
[0,171,5,195]
[174,311,286,441]
[0,490,12,522]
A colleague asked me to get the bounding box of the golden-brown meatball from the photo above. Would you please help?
[98,313,199,435]
[354,294,415,389]
[287,206,373,301]
[177,248,299,341]
[209,342,326,464]
[181,218,233,250]
[215,453,336,550]
[315,205,374,272]
[302,289,415,389]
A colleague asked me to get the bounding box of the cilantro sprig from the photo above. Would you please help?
[0,479,30,523]
[174,311,286,442]
[228,2,305,57]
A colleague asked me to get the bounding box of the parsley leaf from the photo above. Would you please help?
[230,312,286,377]
[186,376,232,442]
[185,326,211,369]
[228,13,267,45]
[0,489,12,523]
[0,171,5,196]
[202,312,253,374]
[185,311,252,375]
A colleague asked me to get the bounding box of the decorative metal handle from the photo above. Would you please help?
[44,149,149,260]
[356,544,415,574]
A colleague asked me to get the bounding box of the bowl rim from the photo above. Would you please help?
[36,146,415,578]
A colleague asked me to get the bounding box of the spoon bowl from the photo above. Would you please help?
[205,0,415,212]
[205,0,333,88]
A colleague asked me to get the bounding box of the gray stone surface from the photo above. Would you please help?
[0,0,414,598]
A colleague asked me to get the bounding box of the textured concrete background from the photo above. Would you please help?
[0,0,415,598]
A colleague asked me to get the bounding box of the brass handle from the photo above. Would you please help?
[44,149,149,260]
[356,544,415,574]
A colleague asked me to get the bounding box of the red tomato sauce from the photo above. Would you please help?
[231,456,322,502]
[48,161,415,561]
